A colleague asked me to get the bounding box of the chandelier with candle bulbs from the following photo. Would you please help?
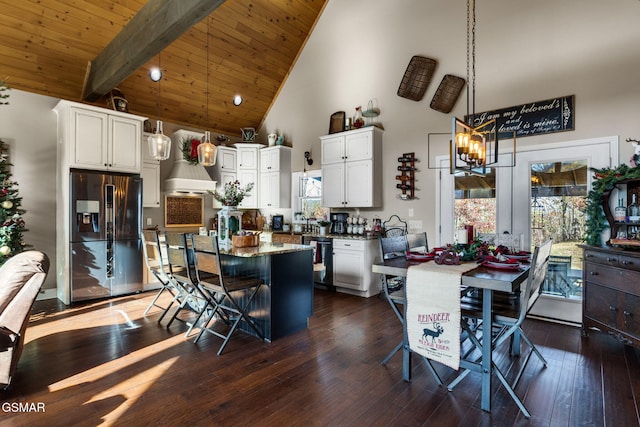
[450,0,513,176]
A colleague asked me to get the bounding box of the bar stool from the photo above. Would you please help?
[189,234,265,355]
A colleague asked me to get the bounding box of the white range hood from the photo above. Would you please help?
[165,129,217,194]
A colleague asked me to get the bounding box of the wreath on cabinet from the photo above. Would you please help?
[585,154,640,246]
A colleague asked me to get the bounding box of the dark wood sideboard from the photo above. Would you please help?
[582,245,640,347]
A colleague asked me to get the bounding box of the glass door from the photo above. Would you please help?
[529,160,587,299]
[512,138,616,323]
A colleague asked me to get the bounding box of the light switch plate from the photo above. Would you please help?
[408,220,422,230]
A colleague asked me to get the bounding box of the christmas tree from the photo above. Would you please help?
[0,81,27,265]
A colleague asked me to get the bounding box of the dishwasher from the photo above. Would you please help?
[303,235,334,291]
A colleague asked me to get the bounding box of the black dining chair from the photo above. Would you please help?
[449,239,553,418]
[406,232,428,253]
[377,234,443,385]
[189,234,265,355]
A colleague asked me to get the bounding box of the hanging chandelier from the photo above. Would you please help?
[198,16,217,167]
[148,53,171,161]
[450,0,510,176]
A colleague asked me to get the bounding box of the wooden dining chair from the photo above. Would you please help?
[141,230,181,322]
[449,239,553,418]
[189,234,265,355]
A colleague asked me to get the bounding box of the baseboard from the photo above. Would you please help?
[36,288,58,301]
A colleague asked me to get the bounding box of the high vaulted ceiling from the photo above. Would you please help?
[0,0,327,138]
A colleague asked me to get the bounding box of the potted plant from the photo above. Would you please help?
[318,220,331,236]
[209,180,254,208]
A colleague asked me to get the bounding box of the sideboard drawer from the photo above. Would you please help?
[584,250,620,267]
[619,253,640,273]
[584,262,640,296]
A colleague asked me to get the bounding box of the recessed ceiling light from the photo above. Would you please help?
[233,95,243,106]
[149,67,162,82]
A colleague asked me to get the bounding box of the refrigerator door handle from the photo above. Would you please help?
[105,183,115,278]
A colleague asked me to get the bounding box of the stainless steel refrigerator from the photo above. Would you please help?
[69,169,143,302]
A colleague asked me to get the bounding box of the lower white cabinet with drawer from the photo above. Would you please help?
[333,238,380,297]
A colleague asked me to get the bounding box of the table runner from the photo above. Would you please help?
[406,261,477,370]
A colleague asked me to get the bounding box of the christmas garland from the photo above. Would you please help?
[585,154,640,246]
[181,137,201,165]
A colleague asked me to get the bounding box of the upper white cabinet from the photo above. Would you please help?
[259,146,291,208]
[234,144,261,208]
[320,127,383,208]
[217,146,237,173]
[141,133,160,208]
[54,100,146,173]
[210,146,238,209]
[236,144,260,169]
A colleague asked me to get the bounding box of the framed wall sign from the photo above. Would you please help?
[165,195,204,228]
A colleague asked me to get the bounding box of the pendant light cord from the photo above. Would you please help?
[206,16,210,130]
[157,53,161,121]
[466,0,476,126]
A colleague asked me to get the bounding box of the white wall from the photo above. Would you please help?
[260,0,640,240]
[0,89,58,291]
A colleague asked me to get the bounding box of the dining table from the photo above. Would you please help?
[372,256,530,413]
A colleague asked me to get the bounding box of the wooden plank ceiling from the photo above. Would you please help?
[0,0,327,138]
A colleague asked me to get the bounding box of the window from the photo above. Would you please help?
[454,168,496,235]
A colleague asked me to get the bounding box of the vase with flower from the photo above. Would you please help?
[209,181,254,248]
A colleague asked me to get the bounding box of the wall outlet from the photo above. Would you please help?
[146,217,152,226]
[408,208,414,217]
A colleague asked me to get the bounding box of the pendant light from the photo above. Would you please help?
[198,16,217,167]
[450,0,514,176]
[148,53,171,160]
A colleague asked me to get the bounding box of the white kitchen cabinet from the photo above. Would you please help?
[234,144,261,208]
[259,146,291,208]
[210,146,237,208]
[320,127,383,208]
[54,100,145,173]
[142,162,160,208]
[217,146,237,172]
[141,133,161,208]
[236,143,260,169]
[333,238,381,298]
[237,169,258,208]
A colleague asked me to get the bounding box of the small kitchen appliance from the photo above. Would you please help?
[330,212,349,235]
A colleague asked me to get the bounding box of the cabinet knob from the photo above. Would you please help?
[624,310,632,317]
[586,254,594,258]
[589,271,597,276]
[609,305,618,312]
[607,257,617,262]
[622,260,632,265]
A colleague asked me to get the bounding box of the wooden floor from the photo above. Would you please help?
[4,289,640,426]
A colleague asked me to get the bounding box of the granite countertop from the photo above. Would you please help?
[220,242,312,257]
[303,233,377,240]
[271,231,377,241]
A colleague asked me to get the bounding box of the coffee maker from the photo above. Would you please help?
[330,212,349,235]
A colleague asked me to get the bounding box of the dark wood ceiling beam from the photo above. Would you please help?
[81,0,226,102]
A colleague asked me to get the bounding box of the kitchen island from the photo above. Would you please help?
[219,242,314,341]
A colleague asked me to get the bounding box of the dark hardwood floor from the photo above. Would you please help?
[3,289,640,426]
